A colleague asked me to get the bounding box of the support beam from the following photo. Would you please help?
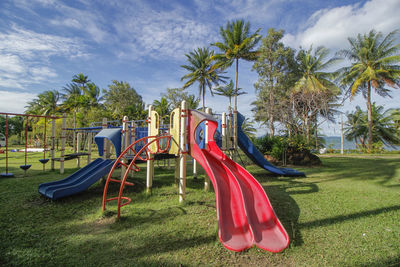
[60,114,66,174]
[179,101,187,203]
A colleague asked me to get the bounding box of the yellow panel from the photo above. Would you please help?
[169,107,180,155]
[149,110,159,153]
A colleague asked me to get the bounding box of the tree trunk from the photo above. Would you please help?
[367,81,373,153]
[233,59,239,154]
[269,87,275,136]
[202,83,205,112]
[314,114,318,149]
[73,111,76,153]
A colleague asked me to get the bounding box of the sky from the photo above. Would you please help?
[1,0,400,136]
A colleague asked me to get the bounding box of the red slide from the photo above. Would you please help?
[188,110,289,252]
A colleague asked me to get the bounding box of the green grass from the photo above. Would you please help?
[0,150,400,266]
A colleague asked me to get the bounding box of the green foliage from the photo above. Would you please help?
[181,47,226,110]
[345,103,400,149]
[254,135,311,160]
[339,29,400,150]
[102,80,146,120]
[161,87,200,110]
[213,80,246,108]
[252,28,295,135]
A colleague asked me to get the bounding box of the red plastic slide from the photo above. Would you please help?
[188,110,289,252]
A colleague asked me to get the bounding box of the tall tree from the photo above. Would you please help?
[252,28,294,136]
[72,73,90,89]
[212,20,261,148]
[103,80,145,120]
[345,104,400,148]
[213,80,246,110]
[26,90,60,116]
[161,87,200,109]
[181,47,225,110]
[291,46,341,143]
[152,97,170,124]
[339,29,400,152]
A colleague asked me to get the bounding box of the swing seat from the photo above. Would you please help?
[1,172,14,177]
[20,165,32,171]
[39,159,49,164]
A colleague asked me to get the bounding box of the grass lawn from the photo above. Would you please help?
[0,150,399,266]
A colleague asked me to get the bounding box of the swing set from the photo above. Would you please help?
[0,112,60,177]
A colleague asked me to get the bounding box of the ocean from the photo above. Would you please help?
[322,136,399,151]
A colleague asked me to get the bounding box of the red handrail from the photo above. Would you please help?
[102,135,172,218]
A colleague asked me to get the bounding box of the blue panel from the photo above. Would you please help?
[135,127,148,152]
[195,121,206,149]
[94,128,122,157]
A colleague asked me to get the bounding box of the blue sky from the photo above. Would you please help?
[1,0,399,136]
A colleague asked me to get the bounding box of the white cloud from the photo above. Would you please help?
[0,25,86,90]
[0,91,37,113]
[113,4,218,61]
[283,0,400,50]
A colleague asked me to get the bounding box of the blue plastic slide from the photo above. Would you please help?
[38,158,114,200]
[237,113,305,177]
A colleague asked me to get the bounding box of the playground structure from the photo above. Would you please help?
[99,102,293,252]
[36,102,306,252]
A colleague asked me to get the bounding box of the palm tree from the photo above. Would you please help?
[83,82,102,108]
[339,30,400,152]
[72,73,90,90]
[213,80,247,110]
[152,97,170,125]
[345,104,399,149]
[62,83,85,152]
[291,46,341,143]
[181,47,226,111]
[25,90,60,116]
[241,117,257,138]
[212,19,261,148]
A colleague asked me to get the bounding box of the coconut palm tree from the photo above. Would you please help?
[181,47,226,111]
[152,97,170,125]
[345,104,399,149]
[72,73,90,89]
[213,80,247,110]
[339,29,400,152]
[25,90,60,116]
[291,46,341,143]
[212,19,261,148]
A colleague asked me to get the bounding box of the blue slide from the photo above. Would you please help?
[38,158,114,200]
[237,113,305,177]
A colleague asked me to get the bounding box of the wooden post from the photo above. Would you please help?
[193,159,197,179]
[146,105,154,194]
[222,112,227,152]
[121,116,129,179]
[51,118,56,171]
[174,157,180,187]
[76,132,81,168]
[179,101,187,203]
[204,108,211,191]
[130,120,136,178]
[87,132,92,164]
[60,114,66,174]
[102,118,107,160]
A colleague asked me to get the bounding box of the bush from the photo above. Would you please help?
[8,135,22,145]
[254,135,312,161]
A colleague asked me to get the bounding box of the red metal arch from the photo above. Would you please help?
[102,135,172,218]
